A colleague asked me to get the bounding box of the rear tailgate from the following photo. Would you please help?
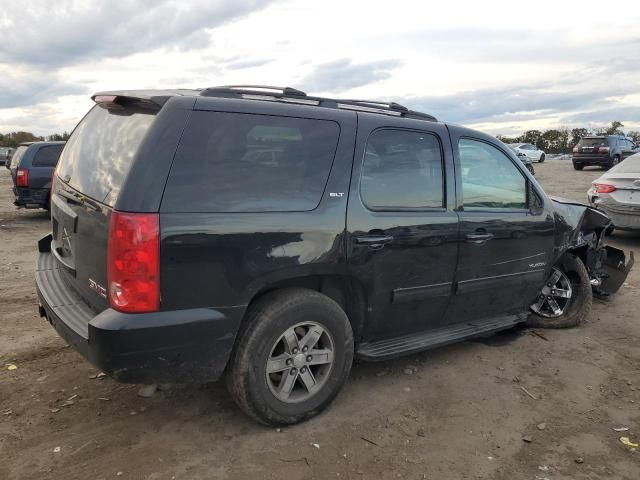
[51,104,158,313]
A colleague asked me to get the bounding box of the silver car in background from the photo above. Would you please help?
[588,153,640,231]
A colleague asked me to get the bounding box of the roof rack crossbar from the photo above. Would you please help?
[202,85,307,97]
[199,86,437,121]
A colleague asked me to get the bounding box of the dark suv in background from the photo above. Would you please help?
[9,141,65,209]
[572,135,638,170]
[35,86,632,426]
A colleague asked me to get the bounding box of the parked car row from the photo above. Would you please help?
[4,141,64,209]
[33,85,633,426]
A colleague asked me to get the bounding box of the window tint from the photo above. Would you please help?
[459,138,527,210]
[578,137,607,147]
[56,106,156,206]
[163,111,340,212]
[33,144,64,167]
[360,129,443,210]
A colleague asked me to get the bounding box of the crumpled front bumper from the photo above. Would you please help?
[597,246,634,295]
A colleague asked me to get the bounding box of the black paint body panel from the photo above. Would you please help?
[35,89,633,383]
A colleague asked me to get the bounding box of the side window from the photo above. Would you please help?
[459,138,527,210]
[32,145,64,167]
[360,129,444,210]
[163,111,340,213]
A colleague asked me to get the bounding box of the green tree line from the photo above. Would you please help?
[0,131,70,148]
[498,121,640,154]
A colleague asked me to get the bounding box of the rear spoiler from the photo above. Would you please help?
[91,89,198,110]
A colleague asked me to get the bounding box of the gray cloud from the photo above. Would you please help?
[300,58,402,92]
[399,82,640,125]
[0,70,88,108]
[0,0,275,66]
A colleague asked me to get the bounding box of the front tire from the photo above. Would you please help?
[573,163,584,170]
[527,255,592,329]
[539,153,545,163]
[226,288,354,426]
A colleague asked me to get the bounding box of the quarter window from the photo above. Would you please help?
[459,138,527,210]
[360,129,444,210]
[163,111,340,213]
[33,145,64,167]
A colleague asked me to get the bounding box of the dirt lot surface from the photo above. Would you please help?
[1,160,639,480]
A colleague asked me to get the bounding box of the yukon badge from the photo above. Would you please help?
[88,278,107,298]
[529,262,546,269]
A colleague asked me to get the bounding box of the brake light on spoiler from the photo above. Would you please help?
[107,211,160,313]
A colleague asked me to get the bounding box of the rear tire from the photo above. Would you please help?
[527,255,592,329]
[226,288,354,426]
[539,153,545,163]
[573,163,583,170]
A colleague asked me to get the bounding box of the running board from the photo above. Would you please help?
[356,314,526,361]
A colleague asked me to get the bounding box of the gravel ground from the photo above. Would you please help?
[1,160,639,480]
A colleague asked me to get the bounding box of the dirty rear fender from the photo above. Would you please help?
[550,196,633,295]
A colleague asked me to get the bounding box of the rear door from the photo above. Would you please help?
[347,115,458,341]
[447,127,555,323]
[51,104,159,312]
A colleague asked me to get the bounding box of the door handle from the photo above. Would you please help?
[355,235,394,249]
[465,232,494,244]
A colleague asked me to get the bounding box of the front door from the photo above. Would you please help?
[347,116,458,341]
[446,129,555,323]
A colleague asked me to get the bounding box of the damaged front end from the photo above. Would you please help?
[551,196,634,296]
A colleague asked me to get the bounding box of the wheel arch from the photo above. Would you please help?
[239,273,369,344]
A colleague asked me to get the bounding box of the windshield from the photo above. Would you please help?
[56,105,156,206]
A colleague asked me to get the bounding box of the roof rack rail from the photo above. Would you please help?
[199,85,437,122]
[201,85,308,97]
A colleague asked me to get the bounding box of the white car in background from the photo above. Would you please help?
[588,152,640,232]
[510,143,546,162]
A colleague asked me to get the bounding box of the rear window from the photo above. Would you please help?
[32,144,64,167]
[162,111,340,212]
[578,137,607,147]
[56,106,156,206]
[9,145,28,168]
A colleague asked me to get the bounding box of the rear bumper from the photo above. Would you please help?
[14,187,49,208]
[572,154,610,166]
[35,235,245,383]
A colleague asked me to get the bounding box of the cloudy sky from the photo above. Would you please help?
[1,0,639,137]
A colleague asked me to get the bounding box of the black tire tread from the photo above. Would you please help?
[527,255,592,329]
[226,288,353,426]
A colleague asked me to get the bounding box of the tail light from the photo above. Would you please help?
[16,168,29,187]
[597,146,610,153]
[107,211,160,313]
[593,183,616,193]
[572,146,579,153]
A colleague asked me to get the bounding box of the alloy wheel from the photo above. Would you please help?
[530,268,573,318]
[266,322,335,403]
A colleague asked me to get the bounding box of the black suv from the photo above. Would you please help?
[9,141,65,209]
[572,135,639,170]
[36,86,632,425]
